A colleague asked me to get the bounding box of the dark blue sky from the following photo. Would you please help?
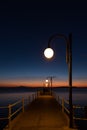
[0,0,87,87]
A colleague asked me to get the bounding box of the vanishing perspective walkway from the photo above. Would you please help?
[6,95,75,130]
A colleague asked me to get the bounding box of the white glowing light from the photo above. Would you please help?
[44,48,54,59]
[46,79,48,82]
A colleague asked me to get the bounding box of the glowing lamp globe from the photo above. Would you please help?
[46,79,48,82]
[44,48,54,59]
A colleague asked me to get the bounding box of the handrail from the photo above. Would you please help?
[0,92,38,130]
[64,99,69,104]
[10,99,22,107]
[73,105,84,109]
[53,92,87,123]
[73,117,87,120]
[73,105,87,120]
[64,106,70,114]
[10,106,22,118]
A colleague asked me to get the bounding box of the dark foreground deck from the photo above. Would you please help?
[5,95,76,130]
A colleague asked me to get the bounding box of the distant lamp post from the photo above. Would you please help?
[46,76,55,95]
[45,79,49,87]
[44,33,73,128]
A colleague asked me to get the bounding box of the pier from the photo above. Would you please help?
[2,91,76,130]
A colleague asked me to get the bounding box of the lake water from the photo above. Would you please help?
[0,92,36,106]
[53,87,87,130]
[53,87,87,106]
[0,88,87,106]
[0,91,36,130]
[0,87,87,130]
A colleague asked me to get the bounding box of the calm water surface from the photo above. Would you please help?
[0,92,35,106]
[53,88,87,106]
[0,88,87,106]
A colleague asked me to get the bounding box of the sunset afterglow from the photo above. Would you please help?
[0,78,87,87]
[0,1,87,88]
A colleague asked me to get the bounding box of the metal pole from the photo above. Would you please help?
[50,77,52,95]
[46,33,73,128]
[8,104,11,130]
[62,98,64,112]
[68,33,73,128]
[22,98,24,113]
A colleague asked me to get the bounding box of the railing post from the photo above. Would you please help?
[35,92,37,99]
[62,98,64,112]
[37,91,38,97]
[29,96,30,104]
[58,96,59,103]
[34,93,36,99]
[33,94,34,100]
[34,94,35,100]
[32,94,33,101]
[8,104,11,130]
[22,98,24,113]
[58,96,60,109]
[72,105,75,128]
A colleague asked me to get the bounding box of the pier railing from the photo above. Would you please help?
[1,91,87,129]
[53,92,87,125]
[0,92,38,130]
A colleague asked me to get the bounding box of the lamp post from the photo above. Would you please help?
[45,79,49,87]
[44,33,73,128]
[46,76,55,95]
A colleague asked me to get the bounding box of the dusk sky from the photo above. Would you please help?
[0,0,87,87]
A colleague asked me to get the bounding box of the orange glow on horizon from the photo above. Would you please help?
[0,78,87,87]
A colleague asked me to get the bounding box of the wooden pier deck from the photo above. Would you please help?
[6,95,75,130]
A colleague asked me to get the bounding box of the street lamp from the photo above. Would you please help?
[44,48,54,59]
[44,33,73,128]
[45,79,49,87]
[46,76,55,95]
